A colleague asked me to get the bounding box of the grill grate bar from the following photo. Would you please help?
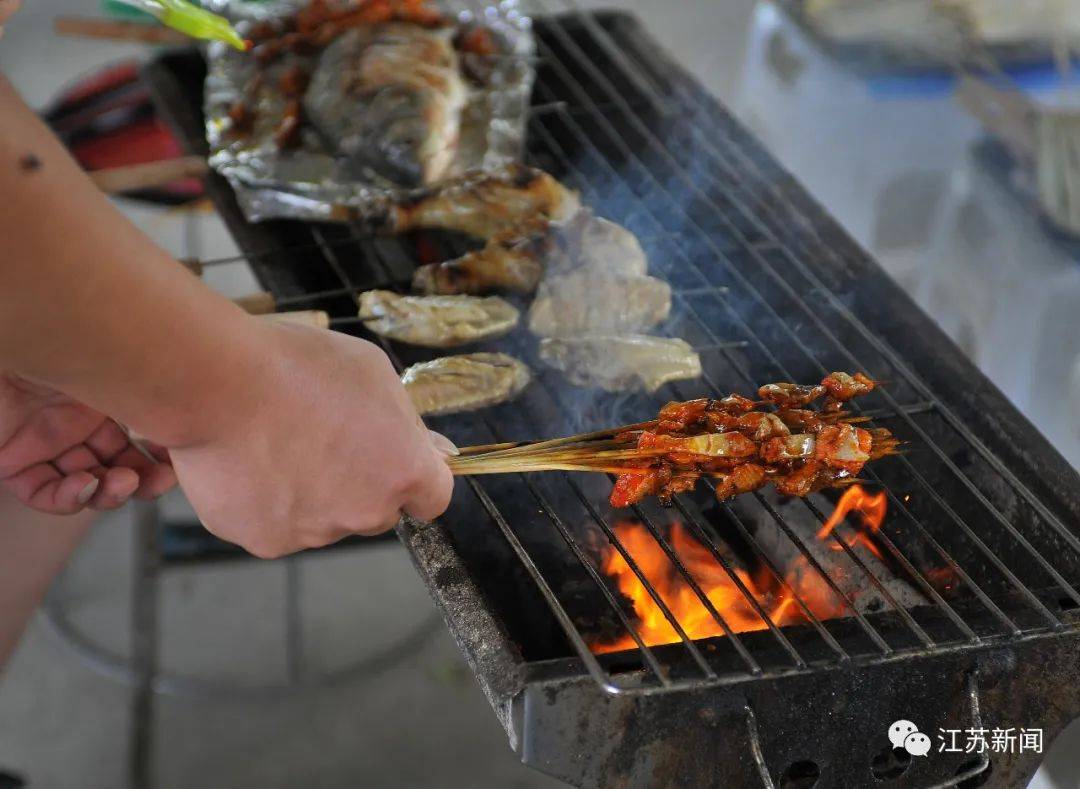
[548,0,1080,600]
[526,10,1075,629]
[534,83,1055,657]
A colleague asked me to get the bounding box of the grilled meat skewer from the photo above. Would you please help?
[608,372,897,507]
[447,373,900,509]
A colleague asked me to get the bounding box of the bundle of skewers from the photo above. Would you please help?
[448,372,901,508]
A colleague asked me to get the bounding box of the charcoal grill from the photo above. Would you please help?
[143,6,1080,787]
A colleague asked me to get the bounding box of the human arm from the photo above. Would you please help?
[0,73,453,556]
[0,490,96,668]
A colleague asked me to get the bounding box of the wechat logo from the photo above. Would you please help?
[889,720,931,757]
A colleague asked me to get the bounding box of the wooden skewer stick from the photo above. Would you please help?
[89,156,208,195]
[260,310,330,330]
[454,420,657,458]
[450,462,644,476]
[232,291,277,315]
[54,16,190,45]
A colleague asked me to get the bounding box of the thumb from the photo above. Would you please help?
[401,433,456,522]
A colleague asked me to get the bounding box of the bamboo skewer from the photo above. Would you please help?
[89,156,208,194]
[454,420,656,459]
[54,16,190,45]
[448,429,655,476]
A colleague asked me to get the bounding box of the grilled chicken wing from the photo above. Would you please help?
[411,229,546,295]
[539,335,702,393]
[527,273,671,337]
[542,210,648,277]
[401,352,531,416]
[358,290,519,346]
[386,163,581,238]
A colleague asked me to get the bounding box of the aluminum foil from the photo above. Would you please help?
[203,0,535,223]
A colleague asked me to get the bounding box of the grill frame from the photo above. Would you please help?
[143,7,1080,786]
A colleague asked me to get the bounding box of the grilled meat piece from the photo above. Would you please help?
[539,335,702,393]
[821,371,876,401]
[714,463,768,500]
[412,230,545,295]
[606,373,897,508]
[771,461,842,498]
[761,434,817,465]
[304,23,467,187]
[542,211,648,277]
[358,290,519,347]
[735,412,791,441]
[814,423,872,474]
[388,163,581,239]
[527,273,671,337]
[758,382,827,407]
[401,352,531,416]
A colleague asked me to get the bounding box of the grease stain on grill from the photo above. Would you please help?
[433,564,467,589]
[780,759,820,789]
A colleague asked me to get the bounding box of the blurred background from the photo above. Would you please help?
[1,0,1079,786]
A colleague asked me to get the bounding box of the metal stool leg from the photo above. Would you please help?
[130,501,162,789]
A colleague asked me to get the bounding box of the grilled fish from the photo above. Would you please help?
[387,163,581,238]
[304,23,467,187]
[402,352,532,416]
[358,290,519,347]
[528,273,671,337]
[539,335,702,393]
[411,228,546,295]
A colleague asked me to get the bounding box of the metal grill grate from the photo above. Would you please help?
[144,5,1080,698]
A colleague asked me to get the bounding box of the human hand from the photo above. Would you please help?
[0,0,20,39]
[167,322,455,559]
[0,372,178,514]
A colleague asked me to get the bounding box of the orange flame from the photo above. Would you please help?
[816,485,888,561]
[591,485,893,654]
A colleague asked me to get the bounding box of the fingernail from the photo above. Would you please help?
[429,430,459,457]
[77,478,100,505]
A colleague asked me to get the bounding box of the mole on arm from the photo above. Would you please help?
[18,153,41,172]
